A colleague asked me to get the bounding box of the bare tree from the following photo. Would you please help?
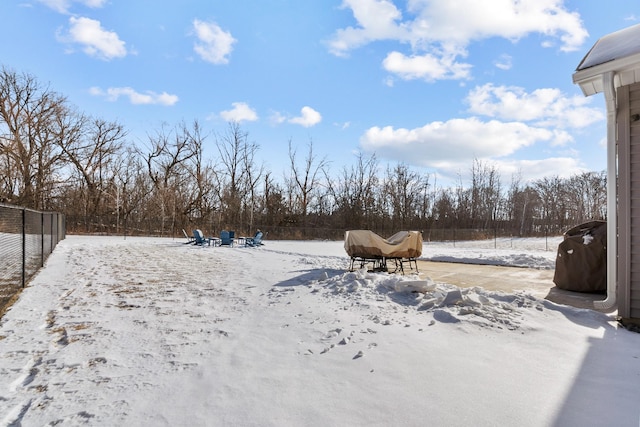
[181,120,218,228]
[469,159,502,229]
[113,146,153,236]
[383,163,429,231]
[61,117,127,231]
[242,136,263,233]
[215,122,261,232]
[0,67,72,209]
[566,171,607,222]
[143,121,200,235]
[287,139,328,217]
[505,171,540,235]
[258,171,287,229]
[533,175,567,234]
[432,188,456,229]
[326,152,379,230]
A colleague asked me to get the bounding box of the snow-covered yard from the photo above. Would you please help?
[1,235,639,426]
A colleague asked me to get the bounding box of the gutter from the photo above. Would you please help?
[595,70,618,310]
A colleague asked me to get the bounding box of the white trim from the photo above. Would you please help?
[573,52,640,96]
[594,71,618,311]
[574,52,640,84]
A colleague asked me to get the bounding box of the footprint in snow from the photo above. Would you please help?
[321,328,342,341]
[320,344,335,354]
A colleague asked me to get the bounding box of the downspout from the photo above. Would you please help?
[595,71,617,310]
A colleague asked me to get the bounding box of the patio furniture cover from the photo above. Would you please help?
[344,230,423,259]
[553,220,607,293]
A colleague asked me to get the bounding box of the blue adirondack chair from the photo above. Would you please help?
[245,231,264,247]
[219,230,234,247]
[182,229,195,244]
[193,229,211,246]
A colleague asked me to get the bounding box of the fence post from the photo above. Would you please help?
[545,227,549,251]
[41,212,45,267]
[51,213,54,254]
[22,208,26,288]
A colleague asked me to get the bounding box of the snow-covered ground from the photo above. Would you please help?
[425,235,561,269]
[1,235,639,426]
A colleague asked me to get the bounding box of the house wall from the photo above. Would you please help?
[617,82,640,319]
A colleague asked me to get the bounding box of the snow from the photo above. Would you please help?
[1,235,639,426]
[424,236,559,269]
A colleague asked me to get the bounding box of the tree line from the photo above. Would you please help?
[0,66,607,240]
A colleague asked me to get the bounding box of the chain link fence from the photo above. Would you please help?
[0,203,66,314]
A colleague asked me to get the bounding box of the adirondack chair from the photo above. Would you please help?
[219,230,234,247]
[245,231,264,247]
[182,229,195,244]
[193,229,211,246]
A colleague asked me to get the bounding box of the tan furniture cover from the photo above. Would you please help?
[344,230,423,259]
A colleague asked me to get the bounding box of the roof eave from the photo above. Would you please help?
[573,51,640,96]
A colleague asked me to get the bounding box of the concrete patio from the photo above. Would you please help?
[416,260,612,313]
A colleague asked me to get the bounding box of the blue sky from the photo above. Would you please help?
[2,0,638,186]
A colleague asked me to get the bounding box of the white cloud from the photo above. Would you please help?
[360,117,551,164]
[269,111,287,125]
[360,117,586,182]
[598,135,607,148]
[382,50,471,81]
[405,0,587,52]
[90,86,178,106]
[357,81,602,181]
[494,54,512,71]
[59,16,127,60]
[495,158,586,182]
[288,106,322,127]
[327,0,409,57]
[441,157,585,184]
[192,19,236,65]
[38,0,107,14]
[219,102,259,123]
[329,0,588,81]
[466,83,604,129]
[82,0,105,6]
